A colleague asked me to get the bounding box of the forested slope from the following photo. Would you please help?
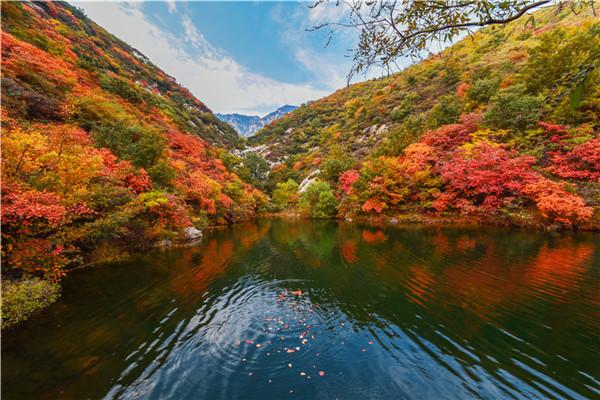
[250,4,600,229]
[1,1,267,327]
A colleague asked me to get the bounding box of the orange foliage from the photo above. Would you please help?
[1,32,77,88]
[523,178,593,225]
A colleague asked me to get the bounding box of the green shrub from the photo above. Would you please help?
[468,77,501,104]
[391,93,419,122]
[1,279,60,329]
[271,179,299,210]
[320,157,355,182]
[484,84,542,131]
[91,121,166,170]
[148,160,177,188]
[427,95,460,128]
[299,181,338,219]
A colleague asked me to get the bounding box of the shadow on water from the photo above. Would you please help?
[2,219,599,399]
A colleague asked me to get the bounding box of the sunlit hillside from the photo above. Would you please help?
[250,4,599,228]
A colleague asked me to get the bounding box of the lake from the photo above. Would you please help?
[2,219,599,399]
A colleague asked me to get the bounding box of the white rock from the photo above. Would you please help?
[298,170,321,193]
[183,227,203,240]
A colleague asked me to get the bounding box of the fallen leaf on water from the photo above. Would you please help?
[249,372,253,376]
[362,349,366,352]
[319,371,324,376]
[256,344,261,347]
[300,372,306,376]
[288,363,292,367]
[246,340,254,344]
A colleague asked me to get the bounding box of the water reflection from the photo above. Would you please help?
[2,219,599,400]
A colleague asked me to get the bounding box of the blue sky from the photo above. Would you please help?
[75,1,380,116]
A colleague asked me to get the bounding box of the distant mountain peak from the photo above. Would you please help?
[216,105,298,137]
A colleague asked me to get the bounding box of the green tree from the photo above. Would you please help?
[271,179,299,210]
[242,152,270,183]
[299,180,338,219]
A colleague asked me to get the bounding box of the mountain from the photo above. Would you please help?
[216,105,297,137]
[249,5,599,228]
[1,0,267,326]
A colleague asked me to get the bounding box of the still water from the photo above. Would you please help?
[2,219,599,399]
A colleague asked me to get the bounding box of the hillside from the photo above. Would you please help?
[1,1,267,327]
[216,105,298,137]
[249,4,600,229]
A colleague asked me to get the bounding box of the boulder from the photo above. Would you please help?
[183,227,203,240]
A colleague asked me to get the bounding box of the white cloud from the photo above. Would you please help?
[166,0,177,15]
[75,2,330,116]
[307,0,350,25]
[294,46,348,89]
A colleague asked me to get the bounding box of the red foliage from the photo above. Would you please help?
[420,113,482,152]
[456,82,470,97]
[8,239,75,282]
[338,169,359,195]
[434,142,537,212]
[2,183,67,225]
[547,138,600,183]
[99,149,152,194]
[538,121,571,144]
